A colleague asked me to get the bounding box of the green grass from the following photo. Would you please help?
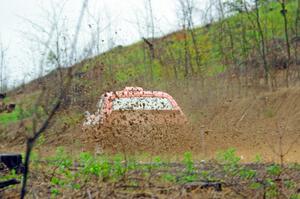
[0,106,24,125]
[0,106,33,125]
[6,147,298,198]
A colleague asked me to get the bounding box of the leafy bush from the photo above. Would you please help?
[217,148,241,176]
[183,152,194,174]
[180,152,197,183]
[266,164,282,176]
[161,173,176,183]
[112,154,126,180]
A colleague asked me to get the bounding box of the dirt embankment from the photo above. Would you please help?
[2,87,300,163]
[83,110,201,155]
[201,87,300,162]
[79,87,300,162]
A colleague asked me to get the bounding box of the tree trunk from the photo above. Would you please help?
[255,0,269,86]
[279,0,291,87]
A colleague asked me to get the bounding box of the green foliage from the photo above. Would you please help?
[217,148,241,176]
[284,179,296,189]
[51,177,64,186]
[112,154,126,179]
[217,148,240,165]
[115,65,144,83]
[161,173,176,183]
[0,109,19,125]
[239,168,257,180]
[0,106,31,125]
[288,163,300,170]
[183,152,194,174]
[46,149,87,197]
[152,60,163,80]
[265,178,279,198]
[153,156,163,168]
[0,104,45,125]
[180,152,197,183]
[291,194,300,199]
[36,134,46,147]
[80,152,102,176]
[254,154,263,163]
[99,158,112,180]
[0,169,20,181]
[21,146,299,198]
[181,174,197,183]
[207,64,225,76]
[30,151,40,165]
[126,158,138,171]
[49,147,73,169]
[266,164,282,176]
[247,163,296,198]
[57,0,298,91]
[80,63,92,73]
[199,170,212,181]
[50,188,60,198]
[249,182,262,190]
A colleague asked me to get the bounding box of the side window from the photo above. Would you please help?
[112,97,173,110]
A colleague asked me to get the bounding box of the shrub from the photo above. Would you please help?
[216,148,241,176]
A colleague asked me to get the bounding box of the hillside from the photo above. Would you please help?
[2,1,300,198]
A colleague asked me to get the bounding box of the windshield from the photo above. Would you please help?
[112,97,173,111]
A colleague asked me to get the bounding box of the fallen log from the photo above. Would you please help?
[0,179,20,189]
[184,181,222,192]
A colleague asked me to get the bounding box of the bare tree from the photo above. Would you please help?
[86,3,103,56]
[181,0,202,75]
[176,0,193,77]
[254,0,269,86]
[104,11,116,80]
[278,0,291,87]
[0,39,8,92]
[145,0,155,42]
[294,0,300,79]
[20,0,89,198]
[137,0,156,81]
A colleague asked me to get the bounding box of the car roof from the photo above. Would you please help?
[104,87,172,99]
[102,87,180,109]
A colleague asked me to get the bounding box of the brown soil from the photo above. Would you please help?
[1,86,300,199]
[83,110,200,154]
[1,87,300,163]
[77,87,300,162]
[201,87,300,162]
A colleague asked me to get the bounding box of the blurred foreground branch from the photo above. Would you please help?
[20,0,89,198]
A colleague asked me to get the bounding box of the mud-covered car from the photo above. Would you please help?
[83,87,196,153]
[83,87,186,126]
